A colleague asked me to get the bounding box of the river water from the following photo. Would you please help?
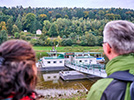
[36,69,102,99]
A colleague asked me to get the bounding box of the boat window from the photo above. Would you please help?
[79,54,82,56]
[47,61,51,64]
[59,61,62,63]
[79,60,82,62]
[85,60,87,62]
[66,55,69,58]
[53,61,56,63]
[54,76,57,78]
[47,76,50,79]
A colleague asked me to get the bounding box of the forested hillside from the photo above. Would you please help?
[0,6,134,46]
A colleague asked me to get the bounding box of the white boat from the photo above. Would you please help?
[36,48,105,71]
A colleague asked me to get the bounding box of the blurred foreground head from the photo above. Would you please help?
[0,39,37,99]
[103,20,134,55]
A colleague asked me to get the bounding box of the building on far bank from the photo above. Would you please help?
[24,30,27,32]
[36,29,42,35]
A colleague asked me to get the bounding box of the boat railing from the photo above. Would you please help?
[65,60,105,72]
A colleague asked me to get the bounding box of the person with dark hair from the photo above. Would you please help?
[0,40,37,100]
[87,20,134,100]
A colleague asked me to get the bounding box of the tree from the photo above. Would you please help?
[105,13,115,20]
[86,33,97,46]
[62,35,66,39]
[43,20,51,31]
[35,20,42,30]
[45,37,51,46]
[61,38,73,46]
[84,11,89,19]
[64,15,69,19]
[38,14,47,23]
[76,26,83,36]
[7,16,14,35]
[56,36,62,45]
[23,13,36,33]
[69,32,77,40]
[42,26,47,35]
[15,14,22,32]
[49,23,59,37]
[56,13,62,19]
[12,24,19,34]
[96,36,103,46]
[14,32,20,39]
[80,35,88,46]
[29,19,39,34]
[0,21,7,31]
[0,30,8,44]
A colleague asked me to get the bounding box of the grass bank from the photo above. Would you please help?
[33,46,103,60]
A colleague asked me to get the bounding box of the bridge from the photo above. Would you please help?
[65,62,107,78]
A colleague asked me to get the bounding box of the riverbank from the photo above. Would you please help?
[36,72,101,100]
[37,89,87,100]
[33,46,103,59]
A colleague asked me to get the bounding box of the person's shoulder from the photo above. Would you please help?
[87,78,113,100]
[90,78,113,93]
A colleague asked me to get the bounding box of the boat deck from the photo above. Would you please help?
[65,63,107,78]
[59,71,87,81]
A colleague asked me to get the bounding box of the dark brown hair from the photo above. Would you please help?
[0,40,37,100]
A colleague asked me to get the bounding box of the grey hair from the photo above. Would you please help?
[103,20,134,55]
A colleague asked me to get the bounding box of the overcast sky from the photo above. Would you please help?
[0,0,134,9]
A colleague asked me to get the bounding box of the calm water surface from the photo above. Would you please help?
[36,70,102,97]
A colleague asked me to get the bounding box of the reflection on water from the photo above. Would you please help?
[36,71,101,98]
[36,71,101,90]
[43,73,59,81]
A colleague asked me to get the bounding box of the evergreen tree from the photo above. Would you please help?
[23,13,36,33]
[7,16,14,35]
[15,14,22,32]
[49,23,59,37]
[0,30,8,44]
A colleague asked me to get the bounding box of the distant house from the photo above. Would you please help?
[36,29,42,35]
[24,30,27,32]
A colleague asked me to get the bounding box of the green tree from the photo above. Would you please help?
[15,14,22,32]
[42,26,47,35]
[105,13,115,20]
[96,36,103,46]
[69,32,77,40]
[23,13,36,33]
[64,14,69,19]
[62,35,66,39]
[49,23,59,37]
[7,16,14,35]
[43,20,51,31]
[76,26,83,36]
[14,32,20,39]
[30,19,39,34]
[86,33,97,46]
[61,38,73,46]
[12,24,19,34]
[56,13,62,19]
[84,11,89,19]
[80,35,88,46]
[0,30,8,44]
